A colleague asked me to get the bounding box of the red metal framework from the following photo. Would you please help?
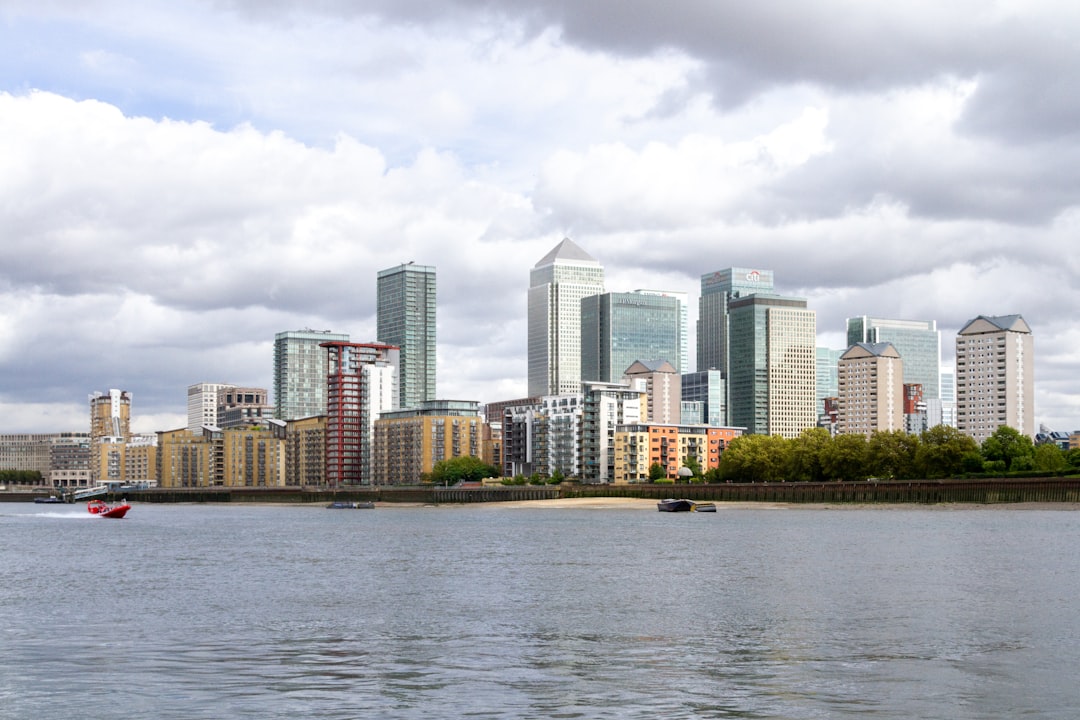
[321,342,399,486]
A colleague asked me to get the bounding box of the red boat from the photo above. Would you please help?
[87,499,131,519]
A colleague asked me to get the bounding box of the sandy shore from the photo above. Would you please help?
[471,497,1080,511]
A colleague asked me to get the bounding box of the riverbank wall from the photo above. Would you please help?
[5,477,1080,504]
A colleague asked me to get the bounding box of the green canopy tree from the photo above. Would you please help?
[866,430,919,479]
[719,434,790,483]
[1033,443,1067,473]
[428,455,498,485]
[649,463,667,481]
[980,426,1035,471]
[917,425,979,478]
[788,427,831,482]
[821,433,868,481]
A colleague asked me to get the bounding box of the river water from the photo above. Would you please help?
[1,501,1078,719]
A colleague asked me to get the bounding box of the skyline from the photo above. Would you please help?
[1,1,1077,434]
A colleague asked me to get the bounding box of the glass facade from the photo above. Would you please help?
[580,291,682,383]
[527,239,605,397]
[681,369,726,426]
[377,263,436,410]
[728,295,816,438]
[847,317,941,400]
[273,330,349,420]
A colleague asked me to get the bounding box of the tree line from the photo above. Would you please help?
[424,425,1078,486]
[702,425,1078,484]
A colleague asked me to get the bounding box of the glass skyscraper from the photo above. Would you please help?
[273,329,349,420]
[697,267,774,374]
[580,291,682,383]
[847,317,941,400]
[727,294,816,438]
[377,263,436,410]
[528,238,605,396]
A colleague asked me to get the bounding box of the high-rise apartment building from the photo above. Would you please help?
[187,382,235,432]
[273,329,349,420]
[727,295,816,438]
[837,342,903,437]
[377,263,436,410]
[580,380,644,483]
[528,238,605,397]
[697,268,774,375]
[956,314,1034,443]
[580,291,682,384]
[89,389,131,483]
[373,400,483,485]
[322,341,399,486]
[847,317,941,400]
[623,360,681,425]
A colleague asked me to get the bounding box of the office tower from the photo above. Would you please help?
[697,268,774,375]
[89,389,131,483]
[580,291,682,384]
[937,370,957,428]
[682,369,726,426]
[528,238,605,396]
[322,341,399,486]
[377,262,436,410]
[727,294,816,438]
[274,329,349,420]
[624,360,681,425]
[956,314,1034,443]
[634,289,689,372]
[837,342,904,437]
[816,348,842,415]
[847,316,941,400]
[188,382,235,432]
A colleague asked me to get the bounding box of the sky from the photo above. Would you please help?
[1,0,1078,435]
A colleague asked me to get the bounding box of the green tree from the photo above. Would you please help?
[683,454,703,481]
[788,427,831,482]
[980,426,1035,471]
[917,425,979,478]
[548,469,566,485]
[1066,448,1080,470]
[649,463,667,481]
[821,433,868,481]
[718,434,790,483]
[428,455,498,485]
[1032,444,1067,472]
[866,430,919,479]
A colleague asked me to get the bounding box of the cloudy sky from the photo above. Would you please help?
[2,0,1078,434]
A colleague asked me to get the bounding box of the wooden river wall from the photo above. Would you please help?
[58,477,1080,505]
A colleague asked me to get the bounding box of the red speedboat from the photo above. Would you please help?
[87,499,131,519]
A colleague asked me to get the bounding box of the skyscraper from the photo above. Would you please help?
[697,267,774,374]
[377,262,436,410]
[634,289,689,373]
[274,329,350,420]
[956,314,1034,442]
[727,294,816,438]
[580,290,682,383]
[528,238,605,397]
[847,316,941,400]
